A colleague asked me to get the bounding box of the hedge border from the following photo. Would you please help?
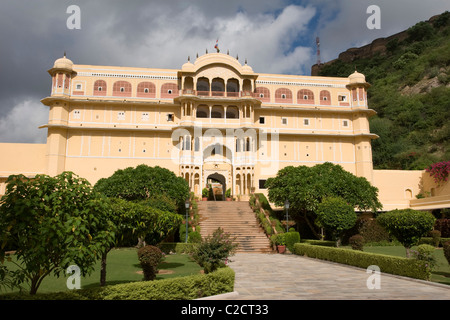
[293,243,429,280]
[157,242,198,254]
[0,267,235,300]
[419,237,450,247]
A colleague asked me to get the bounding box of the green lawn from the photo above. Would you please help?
[362,245,450,285]
[1,247,203,294]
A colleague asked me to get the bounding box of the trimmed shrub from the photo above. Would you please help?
[444,241,450,266]
[188,231,202,243]
[157,242,197,254]
[192,228,238,274]
[358,218,390,243]
[411,244,437,279]
[94,267,235,300]
[137,245,164,281]
[419,237,450,247]
[377,209,436,256]
[1,267,235,300]
[429,230,441,247]
[349,234,365,251]
[301,239,336,247]
[293,243,429,280]
[435,219,450,237]
[285,231,300,252]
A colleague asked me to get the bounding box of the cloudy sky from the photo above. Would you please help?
[0,0,449,144]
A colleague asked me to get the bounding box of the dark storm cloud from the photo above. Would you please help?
[0,0,449,143]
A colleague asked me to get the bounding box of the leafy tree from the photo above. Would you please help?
[100,198,182,286]
[94,164,189,212]
[0,172,115,294]
[407,21,434,42]
[377,209,436,257]
[265,163,381,239]
[315,197,357,247]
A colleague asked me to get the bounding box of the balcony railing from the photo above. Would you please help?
[181,89,259,99]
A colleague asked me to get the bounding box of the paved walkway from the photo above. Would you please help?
[218,253,450,300]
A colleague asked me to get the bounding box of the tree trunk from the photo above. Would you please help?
[405,247,411,258]
[302,212,322,239]
[30,281,38,295]
[137,237,146,248]
[100,249,110,286]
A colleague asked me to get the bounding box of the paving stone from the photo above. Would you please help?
[220,253,450,300]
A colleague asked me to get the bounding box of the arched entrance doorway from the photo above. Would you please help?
[206,172,226,201]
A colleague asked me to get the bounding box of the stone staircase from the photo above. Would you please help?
[197,201,273,253]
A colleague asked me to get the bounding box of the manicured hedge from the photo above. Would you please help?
[157,242,198,254]
[293,243,429,280]
[285,231,300,252]
[301,239,336,247]
[419,237,450,247]
[0,267,235,300]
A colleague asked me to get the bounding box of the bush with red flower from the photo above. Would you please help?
[425,161,450,185]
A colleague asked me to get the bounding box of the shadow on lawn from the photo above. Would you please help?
[158,262,185,270]
[133,262,185,270]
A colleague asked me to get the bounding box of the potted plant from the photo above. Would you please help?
[276,233,286,254]
[225,188,232,201]
[202,188,208,201]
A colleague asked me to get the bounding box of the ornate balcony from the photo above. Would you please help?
[180,89,259,99]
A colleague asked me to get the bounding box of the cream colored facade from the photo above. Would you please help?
[0,52,448,211]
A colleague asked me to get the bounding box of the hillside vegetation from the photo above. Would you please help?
[318,12,450,170]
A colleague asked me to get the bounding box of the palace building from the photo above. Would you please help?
[0,52,448,211]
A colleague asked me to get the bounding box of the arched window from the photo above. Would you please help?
[184,77,194,92]
[255,87,270,102]
[137,82,156,98]
[320,90,331,105]
[113,81,132,97]
[226,106,239,119]
[94,80,107,96]
[211,78,225,96]
[226,79,239,97]
[297,89,314,104]
[161,83,179,98]
[275,88,292,103]
[405,189,413,199]
[196,105,209,118]
[197,77,210,95]
[211,106,224,118]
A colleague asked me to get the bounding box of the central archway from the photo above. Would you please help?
[206,172,226,201]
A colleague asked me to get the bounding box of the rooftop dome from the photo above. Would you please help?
[348,70,366,84]
[53,54,74,70]
[242,59,253,73]
[181,57,195,72]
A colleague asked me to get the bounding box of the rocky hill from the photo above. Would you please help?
[313,11,450,170]
[311,13,442,76]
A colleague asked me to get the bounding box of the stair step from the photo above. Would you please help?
[197,201,273,253]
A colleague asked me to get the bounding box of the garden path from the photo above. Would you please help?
[216,253,450,300]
